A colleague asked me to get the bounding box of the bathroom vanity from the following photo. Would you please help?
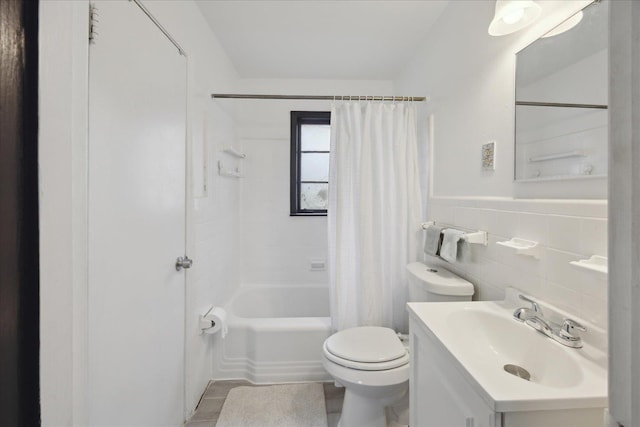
[408,290,607,427]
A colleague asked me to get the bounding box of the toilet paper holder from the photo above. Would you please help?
[199,317,216,331]
[199,306,215,331]
[199,306,228,337]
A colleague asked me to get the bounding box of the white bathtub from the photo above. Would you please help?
[214,285,333,383]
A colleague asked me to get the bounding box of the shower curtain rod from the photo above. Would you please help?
[211,93,428,102]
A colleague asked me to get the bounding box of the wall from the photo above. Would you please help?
[233,79,394,287]
[395,0,608,330]
[607,1,640,425]
[39,0,239,424]
[39,2,89,424]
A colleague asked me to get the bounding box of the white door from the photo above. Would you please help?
[88,1,187,425]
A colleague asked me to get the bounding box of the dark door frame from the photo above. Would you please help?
[0,0,41,424]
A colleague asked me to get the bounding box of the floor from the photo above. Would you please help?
[184,380,345,427]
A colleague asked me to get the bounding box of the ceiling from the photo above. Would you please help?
[196,0,449,80]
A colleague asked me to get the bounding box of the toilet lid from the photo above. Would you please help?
[325,326,406,363]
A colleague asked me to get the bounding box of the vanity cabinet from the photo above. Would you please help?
[409,315,604,427]
[410,319,500,427]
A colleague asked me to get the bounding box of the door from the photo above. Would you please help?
[88,1,187,425]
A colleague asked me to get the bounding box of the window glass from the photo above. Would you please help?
[301,124,331,151]
[300,183,329,210]
[300,153,330,182]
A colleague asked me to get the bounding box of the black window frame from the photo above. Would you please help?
[290,111,331,216]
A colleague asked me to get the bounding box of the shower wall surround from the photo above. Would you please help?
[234,79,394,286]
[395,0,607,328]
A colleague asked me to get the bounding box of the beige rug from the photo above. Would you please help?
[216,383,327,427]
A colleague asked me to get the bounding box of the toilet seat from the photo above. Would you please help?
[323,326,409,371]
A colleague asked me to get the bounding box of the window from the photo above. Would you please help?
[290,111,331,216]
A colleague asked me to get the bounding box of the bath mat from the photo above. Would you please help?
[216,383,327,427]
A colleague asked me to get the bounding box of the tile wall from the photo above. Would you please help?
[426,197,608,330]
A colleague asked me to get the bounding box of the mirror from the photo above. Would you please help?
[515,0,608,182]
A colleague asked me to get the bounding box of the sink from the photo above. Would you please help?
[446,308,583,388]
[407,290,607,412]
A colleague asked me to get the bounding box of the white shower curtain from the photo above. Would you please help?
[328,101,423,333]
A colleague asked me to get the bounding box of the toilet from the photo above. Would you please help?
[322,261,474,427]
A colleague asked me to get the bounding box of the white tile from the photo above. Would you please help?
[582,292,608,329]
[241,245,329,285]
[579,218,608,257]
[469,278,505,301]
[472,257,539,294]
[578,273,608,300]
[488,234,546,280]
[436,197,607,218]
[453,207,477,230]
[458,208,492,232]
[545,248,609,299]
[488,209,519,240]
[480,234,502,262]
[512,252,546,284]
[500,262,544,296]
[517,213,550,246]
[547,215,582,253]
[542,280,582,318]
[544,249,582,286]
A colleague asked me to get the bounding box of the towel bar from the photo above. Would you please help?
[420,221,488,246]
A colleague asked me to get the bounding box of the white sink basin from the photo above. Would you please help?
[408,296,607,412]
[446,308,583,388]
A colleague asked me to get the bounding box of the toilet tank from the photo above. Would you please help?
[406,262,474,302]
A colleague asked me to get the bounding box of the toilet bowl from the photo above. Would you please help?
[323,262,475,427]
[322,326,409,427]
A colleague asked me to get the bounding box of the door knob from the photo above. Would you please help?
[175,256,193,271]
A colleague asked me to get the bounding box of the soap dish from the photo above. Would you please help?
[570,255,608,276]
[496,238,541,259]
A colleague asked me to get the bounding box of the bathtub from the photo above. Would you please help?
[214,285,333,384]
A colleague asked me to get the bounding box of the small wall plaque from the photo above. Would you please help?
[482,141,495,171]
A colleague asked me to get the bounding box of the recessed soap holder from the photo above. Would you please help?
[570,255,607,276]
[496,238,541,259]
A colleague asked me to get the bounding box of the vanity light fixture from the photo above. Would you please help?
[488,0,541,36]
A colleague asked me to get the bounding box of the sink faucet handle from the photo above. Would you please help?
[518,294,542,313]
[560,318,586,339]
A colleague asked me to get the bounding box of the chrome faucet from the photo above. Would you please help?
[556,318,586,348]
[513,294,542,321]
[513,294,586,348]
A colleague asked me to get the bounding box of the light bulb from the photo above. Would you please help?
[502,8,525,25]
[488,0,541,36]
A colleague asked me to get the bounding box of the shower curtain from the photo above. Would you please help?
[328,101,423,333]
